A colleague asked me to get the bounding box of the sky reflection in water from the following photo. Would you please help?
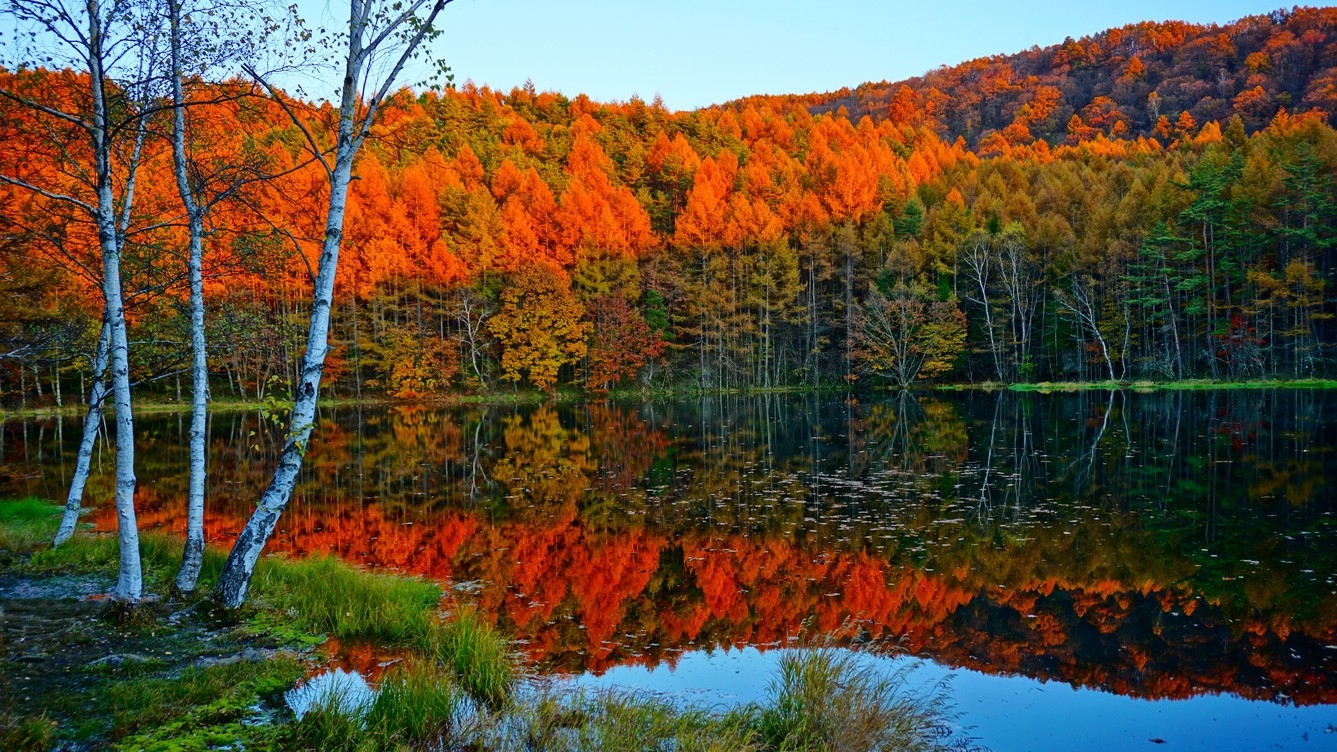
[567,647,1337,752]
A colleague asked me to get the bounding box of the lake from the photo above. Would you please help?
[3,389,1336,750]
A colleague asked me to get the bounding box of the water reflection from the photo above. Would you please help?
[2,391,1335,706]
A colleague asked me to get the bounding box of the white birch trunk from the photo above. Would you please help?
[167,0,209,594]
[961,232,1005,381]
[2,0,153,599]
[90,3,142,603]
[214,146,353,608]
[54,320,110,547]
[215,0,450,608]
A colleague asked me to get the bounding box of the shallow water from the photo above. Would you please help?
[565,647,1337,752]
[4,389,1336,749]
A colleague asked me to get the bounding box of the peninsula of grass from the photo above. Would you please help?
[1,498,970,751]
[953,378,1337,393]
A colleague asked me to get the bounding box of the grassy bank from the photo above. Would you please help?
[935,378,1337,393]
[1,500,969,751]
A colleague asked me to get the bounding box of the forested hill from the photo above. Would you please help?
[4,6,1337,402]
[721,6,1337,148]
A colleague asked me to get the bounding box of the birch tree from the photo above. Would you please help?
[0,0,163,601]
[55,321,109,546]
[854,279,967,388]
[1056,272,1117,382]
[214,0,453,608]
[995,223,1039,381]
[162,0,288,593]
[165,0,209,593]
[959,229,1006,381]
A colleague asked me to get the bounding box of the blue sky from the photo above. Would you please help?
[297,1,1300,111]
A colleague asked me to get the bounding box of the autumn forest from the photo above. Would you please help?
[4,6,1337,404]
[2,4,1337,747]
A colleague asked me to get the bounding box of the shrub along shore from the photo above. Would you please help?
[0,498,970,751]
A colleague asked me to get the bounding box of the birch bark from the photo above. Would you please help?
[166,0,209,594]
[54,320,109,547]
[90,10,145,600]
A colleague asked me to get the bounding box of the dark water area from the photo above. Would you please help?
[3,390,1336,749]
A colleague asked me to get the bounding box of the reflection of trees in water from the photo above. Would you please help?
[3,391,1335,701]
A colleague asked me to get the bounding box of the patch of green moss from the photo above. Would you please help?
[102,654,305,750]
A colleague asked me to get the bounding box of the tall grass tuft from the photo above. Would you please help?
[248,555,441,644]
[0,713,56,752]
[365,659,466,748]
[285,661,465,751]
[752,648,960,752]
[26,533,117,572]
[282,689,368,752]
[432,606,517,708]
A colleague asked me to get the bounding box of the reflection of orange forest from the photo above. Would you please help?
[102,486,1337,706]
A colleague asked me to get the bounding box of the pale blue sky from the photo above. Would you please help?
[297,1,1302,111]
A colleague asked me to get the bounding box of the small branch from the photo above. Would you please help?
[243,64,333,177]
[0,174,95,213]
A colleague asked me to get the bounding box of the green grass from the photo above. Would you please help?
[1007,380,1116,392]
[282,660,468,752]
[0,714,57,752]
[431,606,517,708]
[467,687,761,752]
[1157,378,1337,390]
[245,554,520,708]
[365,660,466,749]
[23,530,227,596]
[247,554,443,646]
[0,498,63,551]
[750,648,958,752]
[281,692,367,751]
[1001,378,1337,392]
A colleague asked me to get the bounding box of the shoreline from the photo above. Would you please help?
[4,378,1337,418]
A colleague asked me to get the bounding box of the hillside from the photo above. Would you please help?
[3,6,1337,400]
[723,6,1337,148]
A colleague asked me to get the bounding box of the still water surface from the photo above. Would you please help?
[3,390,1336,749]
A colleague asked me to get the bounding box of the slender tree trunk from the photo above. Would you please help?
[216,159,352,607]
[98,199,141,602]
[175,219,209,592]
[55,321,110,547]
[215,0,449,608]
[90,9,143,602]
[167,0,210,593]
[351,296,362,401]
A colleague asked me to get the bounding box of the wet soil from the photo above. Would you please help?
[0,575,290,744]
